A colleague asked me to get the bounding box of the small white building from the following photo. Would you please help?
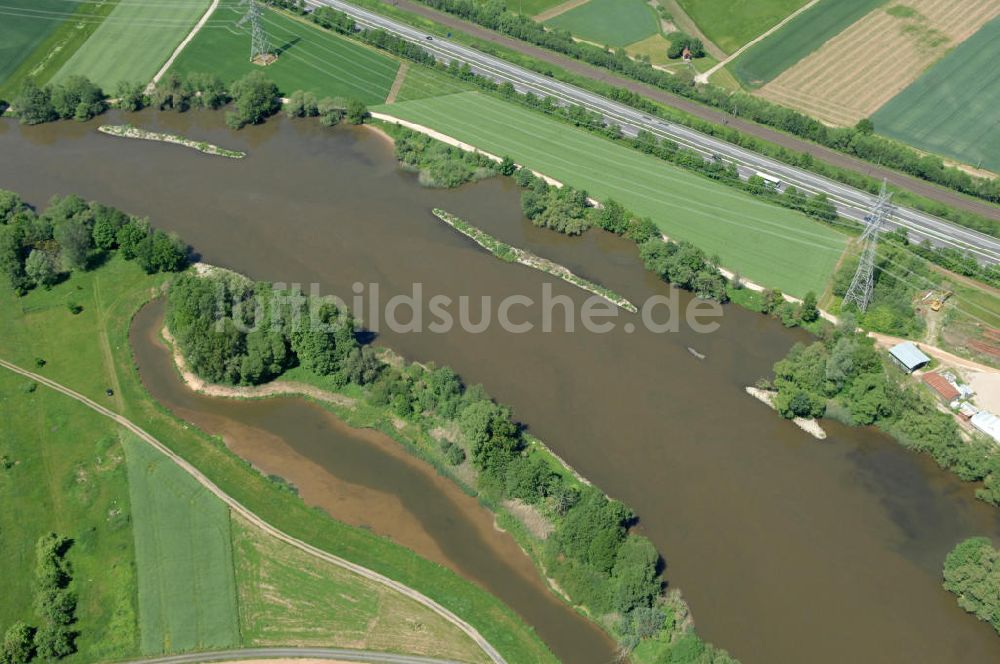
[971,410,1000,444]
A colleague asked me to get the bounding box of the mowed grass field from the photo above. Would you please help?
[0,0,120,98]
[52,0,213,91]
[676,0,810,54]
[169,0,398,103]
[0,371,139,663]
[233,517,489,661]
[545,0,659,47]
[873,15,1000,174]
[377,92,846,296]
[730,0,884,87]
[124,434,240,655]
[759,0,1000,126]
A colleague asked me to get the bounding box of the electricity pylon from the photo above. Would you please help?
[842,180,893,312]
[238,0,272,64]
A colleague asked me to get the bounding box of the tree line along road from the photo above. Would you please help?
[315,0,1000,263]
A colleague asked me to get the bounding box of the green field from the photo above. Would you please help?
[124,434,240,655]
[0,371,138,663]
[377,92,847,296]
[169,0,399,103]
[0,0,120,98]
[730,0,885,87]
[233,518,489,661]
[508,0,568,15]
[872,16,1000,175]
[0,1,67,84]
[393,64,475,103]
[52,0,212,91]
[676,0,810,53]
[545,0,659,47]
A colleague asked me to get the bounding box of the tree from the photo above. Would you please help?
[1,622,35,664]
[135,229,187,274]
[50,76,105,121]
[0,190,26,222]
[90,204,128,250]
[458,400,521,479]
[285,89,318,118]
[943,537,1000,634]
[114,81,146,112]
[225,71,280,129]
[855,118,875,135]
[115,218,150,260]
[14,79,55,125]
[25,249,58,288]
[54,219,93,270]
[345,98,369,125]
[800,291,819,323]
[317,97,343,127]
[498,156,517,176]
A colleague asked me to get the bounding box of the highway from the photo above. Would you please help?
[121,647,464,664]
[311,0,1000,265]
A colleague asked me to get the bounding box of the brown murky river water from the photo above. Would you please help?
[3,110,1000,664]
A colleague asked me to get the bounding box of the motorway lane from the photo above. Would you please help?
[310,0,1000,263]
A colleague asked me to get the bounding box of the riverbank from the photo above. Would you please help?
[745,386,827,440]
[98,124,246,158]
[433,209,638,312]
[163,264,718,663]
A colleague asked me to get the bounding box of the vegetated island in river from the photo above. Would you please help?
[98,124,246,159]
[433,209,638,313]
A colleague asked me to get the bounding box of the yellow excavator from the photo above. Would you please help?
[929,290,953,312]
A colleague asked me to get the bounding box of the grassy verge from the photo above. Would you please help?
[123,433,241,655]
[51,0,212,91]
[0,256,558,664]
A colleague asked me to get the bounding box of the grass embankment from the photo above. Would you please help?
[545,0,660,48]
[873,15,1000,175]
[676,0,810,54]
[0,0,119,99]
[376,91,847,297]
[433,208,638,312]
[98,125,246,159]
[232,517,489,661]
[729,0,885,86]
[123,434,241,655]
[168,0,399,103]
[50,0,212,91]
[0,370,138,663]
[0,256,557,664]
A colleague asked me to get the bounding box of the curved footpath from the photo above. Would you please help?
[354,0,1000,223]
[0,358,506,664]
[121,646,463,664]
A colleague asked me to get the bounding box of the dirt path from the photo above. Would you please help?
[659,0,725,59]
[149,0,220,89]
[382,0,1000,222]
[533,0,589,22]
[869,331,1000,374]
[92,276,125,412]
[384,61,411,104]
[0,357,506,664]
[695,0,820,83]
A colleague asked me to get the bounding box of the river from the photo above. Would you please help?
[3,109,1000,664]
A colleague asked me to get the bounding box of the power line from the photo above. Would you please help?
[843,180,893,312]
